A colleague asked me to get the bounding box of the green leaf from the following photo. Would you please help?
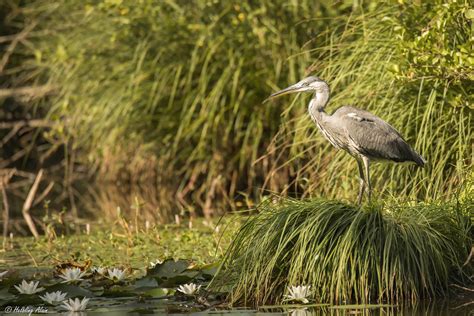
[197,262,220,279]
[46,284,95,298]
[133,277,158,290]
[143,288,174,298]
[465,9,474,19]
[102,285,137,297]
[155,272,199,287]
[147,259,191,278]
[0,287,17,304]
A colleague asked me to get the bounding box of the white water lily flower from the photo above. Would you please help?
[0,270,8,280]
[177,283,201,295]
[14,280,45,294]
[60,297,90,312]
[107,268,126,281]
[39,291,67,304]
[59,267,87,283]
[91,266,106,275]
[290,308,310,316]
[149,259,163,268]
[284,285,312,304]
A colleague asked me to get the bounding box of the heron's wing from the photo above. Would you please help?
[333,106,424,165]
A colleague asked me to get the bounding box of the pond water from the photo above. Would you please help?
[3,299,474,316]
[73,300,474,316]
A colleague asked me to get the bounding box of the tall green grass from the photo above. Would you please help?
[212,198,472,305]
[7,1,473,218]
[265,3,473,202]
[16,0,352,218]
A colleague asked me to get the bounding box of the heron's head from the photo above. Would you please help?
[264,76,329,102]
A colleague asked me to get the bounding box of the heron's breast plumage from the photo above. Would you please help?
[308,100,346,150]
[313,120,345,150]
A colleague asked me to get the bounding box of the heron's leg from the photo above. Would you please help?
[356,159,365,205]
[362,157,371,201]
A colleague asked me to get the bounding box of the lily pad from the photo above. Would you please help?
[46,284,95,298]
[133,277,159,290]
[5,293,43,306]
[156,272,199,287]
[144,288,174,298]
[147,259,191,278]
[0,287,16,301]
[102,285,138,297]
[147,259,202,287]
[199,262,220,279]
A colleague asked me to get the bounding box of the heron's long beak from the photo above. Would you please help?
[263,83,305,103]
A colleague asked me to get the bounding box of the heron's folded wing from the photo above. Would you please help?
[338,108,416,162]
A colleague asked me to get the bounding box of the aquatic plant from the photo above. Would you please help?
[283,285,312,304]
[14,280,45,295]
[60,297,90,312]
[107,268,127,282]
[91,266,106,275]
[149,260,164,268]
[0,271,8,280]
[177,283,202,295]
[58,268,87,284]
[39,291,68,304]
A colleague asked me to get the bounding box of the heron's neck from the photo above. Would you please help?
[308,91,330,121]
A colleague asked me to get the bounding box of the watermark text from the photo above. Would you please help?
[4,305,48,315]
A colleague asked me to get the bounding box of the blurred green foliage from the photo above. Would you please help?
[391,1,473,108]
[2,0,472,219]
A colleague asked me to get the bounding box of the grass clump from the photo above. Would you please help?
[212,198,472,305]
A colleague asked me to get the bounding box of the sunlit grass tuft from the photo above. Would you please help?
[212,198,472,305]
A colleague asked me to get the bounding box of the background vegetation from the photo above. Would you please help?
[0,0,472,231]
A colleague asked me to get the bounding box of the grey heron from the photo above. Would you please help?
[266,76,426,204]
